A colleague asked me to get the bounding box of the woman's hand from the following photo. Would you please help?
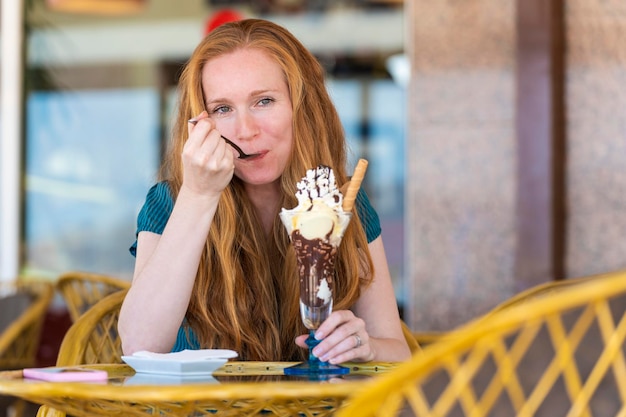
[182,111,234,198]
[295,310,375,364]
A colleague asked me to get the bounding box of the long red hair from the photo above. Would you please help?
[160,19,373,361]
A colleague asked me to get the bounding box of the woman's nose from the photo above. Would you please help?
[234,112,259,141]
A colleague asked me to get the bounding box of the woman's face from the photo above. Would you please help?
[201,47,293,187]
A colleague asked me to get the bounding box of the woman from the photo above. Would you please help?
[118,19,411,364]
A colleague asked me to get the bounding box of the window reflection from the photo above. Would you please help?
[328,78,406,304]
[24,89,160,277]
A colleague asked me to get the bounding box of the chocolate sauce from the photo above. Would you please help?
[290,230,338,308]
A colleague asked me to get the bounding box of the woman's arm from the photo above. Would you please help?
[119,114,234,355]
[297,236,412,363]
[352,236,412,361]
[118,189,220,355]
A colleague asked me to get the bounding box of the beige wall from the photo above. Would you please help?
[566,0,626,277]
[406,0,516,331]
[405,0,626,332]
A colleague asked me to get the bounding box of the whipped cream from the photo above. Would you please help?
[281,165,351,246]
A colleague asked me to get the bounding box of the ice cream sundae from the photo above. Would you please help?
[280,160,367,329]
[281,165,351,328]
[280,160,367,375]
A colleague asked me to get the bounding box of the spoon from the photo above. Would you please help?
[188,120,261,160]
[220,136,262,160]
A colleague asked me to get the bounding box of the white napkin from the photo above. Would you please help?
[132,349,238,362]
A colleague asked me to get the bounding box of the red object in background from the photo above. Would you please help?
[204,9,243,35]
[36,307,72,367]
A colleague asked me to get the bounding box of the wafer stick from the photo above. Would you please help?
[342,159,368,212]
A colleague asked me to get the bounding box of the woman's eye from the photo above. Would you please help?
[258,98,274,106]
[211,105,231,114]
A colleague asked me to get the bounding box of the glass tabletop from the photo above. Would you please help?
[0,361,401,417]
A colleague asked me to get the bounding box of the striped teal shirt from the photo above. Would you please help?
[129,181,382,351]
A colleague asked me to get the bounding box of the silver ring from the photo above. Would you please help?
[354,334,362,349]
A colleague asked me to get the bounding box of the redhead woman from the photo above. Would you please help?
[118,19,411,364]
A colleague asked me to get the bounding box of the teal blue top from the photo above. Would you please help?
[130,180,381,351]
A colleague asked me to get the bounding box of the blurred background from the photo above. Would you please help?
[2,0,626,335]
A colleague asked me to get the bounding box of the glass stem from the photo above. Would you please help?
[305,330,322,365]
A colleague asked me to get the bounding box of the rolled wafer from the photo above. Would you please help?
[342,159,368,212]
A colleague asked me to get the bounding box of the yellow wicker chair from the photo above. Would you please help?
[401,320,422,354]
[412,331,445,347]
[485,275,599,318]
[409,276,600,350]
[0,280,54,417]
[55,271,130,322]
[36,289,127,417]
[337,269,626,416]
[55,288,127,367]
[0,280,54,370]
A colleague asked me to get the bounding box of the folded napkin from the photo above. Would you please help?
[131,349,238,361]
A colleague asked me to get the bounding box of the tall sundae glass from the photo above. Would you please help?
[280,161,367,376]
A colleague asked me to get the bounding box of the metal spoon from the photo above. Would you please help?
[220,136,262,160]
[188,120,261,160]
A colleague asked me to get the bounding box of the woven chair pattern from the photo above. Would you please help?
[55,271,129,323]
[409,277,600,350]
[484,274,598,317]
[34,387,347,417]
[37,289,128,417]
[1,280,54,417]
[55,289,127,366]
[337,270,626,417]
[0,281,54,370]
